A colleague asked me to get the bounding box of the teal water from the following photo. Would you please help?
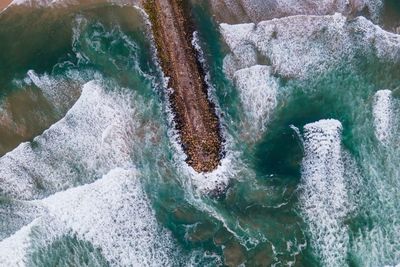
[0,1,399,267]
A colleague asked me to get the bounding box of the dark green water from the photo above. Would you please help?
[0,1,399,267]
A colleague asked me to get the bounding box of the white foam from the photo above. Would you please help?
[300,119,349,266]
[0,81,138,200]
[0,168,181,266]
[9,0,61,8]
[0,219,38,266]
[156,31,236,194]
[26,69,88,114]
[186,152,239,194]
[191,31,225,121]
[348,114,400,266]
[210,0,383,23]
[39,168,179,266]
[165,93,239,194]
[165,90,240,194]
[8,0,140,9]
[220,23,255,50]
[233,65,278,132]
[164,85,240,195]
[221,13,400,80]
[352,224,400,267]
[220,23,258,79]
[0,200,44,241]
[373,89,393,143]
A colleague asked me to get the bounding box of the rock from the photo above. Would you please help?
[143,0,223,172]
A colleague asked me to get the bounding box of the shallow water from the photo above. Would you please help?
[0,1,399,267]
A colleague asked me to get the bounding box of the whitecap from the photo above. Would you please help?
[8,0,140,9]
[372,89,393,143]
[300,119,349,266]
[0,81,138,200]
[0,168,181,266]
[0,219,39,266]
[233,65,278,132]
[221,13,400,80]
[209,0,383,23]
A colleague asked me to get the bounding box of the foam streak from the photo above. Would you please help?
[300,119,349,266]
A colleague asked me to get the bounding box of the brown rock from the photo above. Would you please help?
[143,0,222,172]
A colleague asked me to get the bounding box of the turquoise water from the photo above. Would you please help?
[0,2,399,267]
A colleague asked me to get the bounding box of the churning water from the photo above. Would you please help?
[0,1,399,266]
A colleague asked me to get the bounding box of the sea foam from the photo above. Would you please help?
[233,65,278,132]
[8,0,140,9]
[26,70,86,115]
[209,0,383,24]
[0,220,39,266]
[0,81,137,200]
[221,13,400,80]
[300,119,349,266]
[373,89,393,143]
[0,168,181,266]
[220,13,400,139]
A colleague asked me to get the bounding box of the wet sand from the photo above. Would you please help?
[144,0,222,172]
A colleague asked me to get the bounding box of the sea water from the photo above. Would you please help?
[0,1,399,266]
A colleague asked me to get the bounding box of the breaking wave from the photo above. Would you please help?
[373,89,394,143]
[300,119,349,266]
[220,13,400,80]
[0,168,182,266]
[0,81,140,200]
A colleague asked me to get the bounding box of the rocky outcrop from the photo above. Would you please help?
[144,0,222,172]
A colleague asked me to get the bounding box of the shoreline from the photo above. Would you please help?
[143,0,222,172]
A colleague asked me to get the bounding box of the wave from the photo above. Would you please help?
[0,219,39,266]
[349,90,400,266]
[233,65,278,133]
[220,13,400,80]
[7,0,139,9]
[0,168,181,266]
[373,89,394,143]
[300,119,349,266]
[0,5,189,266]
[0,81,139,200]
[208,0,383,24]
[26,70,85,114]
[0,199,44,241]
